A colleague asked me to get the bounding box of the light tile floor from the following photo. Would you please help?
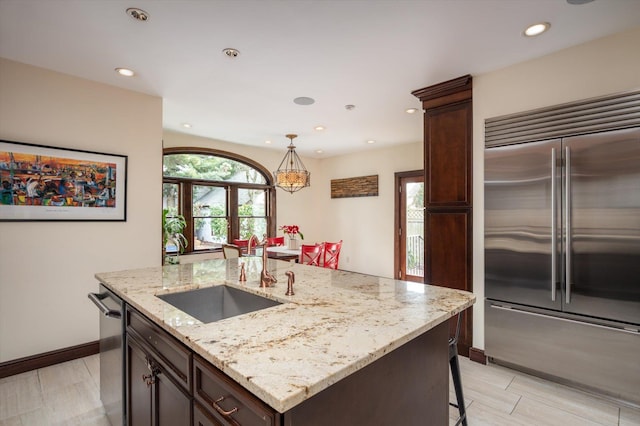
[0,355,108,426]
[449,356,640,426]
[0,354,638,425]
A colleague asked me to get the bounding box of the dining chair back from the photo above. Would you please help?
[233,239,249,249]
[323,240,343,269]
[222,244,243,259]
[266,236,285,246]
[234,236,260,254]
[299,244,324,266]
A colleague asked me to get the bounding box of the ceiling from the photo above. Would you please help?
[1,0,640,158]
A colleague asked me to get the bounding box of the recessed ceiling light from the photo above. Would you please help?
[265,140,272,144]
[294,97,315,106]
[126,7,149,21]
[366,140,376,144]
[182,123,192,128]
[314,126,325,131]
[523,22,550,37]
[222,48,240,58]
[405,108,419,114]
[316,150,324,154]
[115,67,135,77]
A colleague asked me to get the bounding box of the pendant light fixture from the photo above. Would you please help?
[273,134,310,193]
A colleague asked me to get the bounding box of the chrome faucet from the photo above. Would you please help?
[258,238,277,288]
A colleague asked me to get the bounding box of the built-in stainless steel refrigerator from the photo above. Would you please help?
[484,126,640,406]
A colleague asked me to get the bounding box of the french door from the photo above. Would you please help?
[395,171,424,282]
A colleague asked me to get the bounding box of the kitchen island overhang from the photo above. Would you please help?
[95,258,475,417]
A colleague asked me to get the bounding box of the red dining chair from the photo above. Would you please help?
[266,236,285,246]
[323,240,342,269]
[234,235,260,254]
[233,238,248,249]
[299,244,324,266]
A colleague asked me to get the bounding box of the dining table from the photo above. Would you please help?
[265,246,300,262]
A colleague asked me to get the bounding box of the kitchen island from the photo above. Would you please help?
[96,258,475,425]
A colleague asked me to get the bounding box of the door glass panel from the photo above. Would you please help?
[193,185,227,250]
[405,182,424,279]
[238,188,267,238]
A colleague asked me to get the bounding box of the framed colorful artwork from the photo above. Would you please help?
[0,140,127,221]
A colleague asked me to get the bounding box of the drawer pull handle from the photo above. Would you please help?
[142,374,155,387]
[213,396,238,417]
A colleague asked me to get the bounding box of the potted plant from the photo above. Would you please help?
[162,208,187,264]
[279,224,304,250]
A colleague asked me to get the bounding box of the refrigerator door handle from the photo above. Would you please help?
[551,148,557,302]
[488,303,640,335]
[565,146,571,304]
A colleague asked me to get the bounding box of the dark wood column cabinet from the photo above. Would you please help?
[424,102,472,206]
[413,75,473,355]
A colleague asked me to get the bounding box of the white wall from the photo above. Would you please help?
[317,143,423,277]
[472,26,640,350]
[0,58,162,362]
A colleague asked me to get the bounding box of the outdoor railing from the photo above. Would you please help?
[406,234,424,277]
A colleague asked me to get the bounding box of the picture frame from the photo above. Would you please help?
[331,174,378,198]
[0,140,127,221]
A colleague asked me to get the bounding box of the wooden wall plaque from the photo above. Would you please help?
[331,175,378,198]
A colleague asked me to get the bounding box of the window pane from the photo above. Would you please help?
[240,218,267,240]
[193,185,227,251]
[163,183,179,215]
[163,154,266,184]
[163,183,181,254]
[238,189,267,239]
[238,188,266,217]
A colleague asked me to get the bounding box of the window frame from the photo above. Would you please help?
[163,147,277,254]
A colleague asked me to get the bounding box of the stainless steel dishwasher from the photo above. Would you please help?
[88,284,125,426]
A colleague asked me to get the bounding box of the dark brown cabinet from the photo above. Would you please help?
[424,101,472,207]
[194,356,280,426]
[126,308,193,425]
[122,303,450,425]
[413,75,473,355]
[125,305,279,426]
[194,401,223,426]
[128,338,153,425]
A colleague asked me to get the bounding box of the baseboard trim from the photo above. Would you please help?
[469,347,487,365]
[0,340,99,379]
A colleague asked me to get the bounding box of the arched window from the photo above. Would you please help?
[163,147,276,253]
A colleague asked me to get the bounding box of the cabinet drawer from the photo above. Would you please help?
[195,401,223,426]
[126,306,192,391]
[194,356,279,426]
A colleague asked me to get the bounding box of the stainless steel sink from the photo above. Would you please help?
[157,285,281,323]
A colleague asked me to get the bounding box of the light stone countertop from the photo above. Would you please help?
[95,258,475,413]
